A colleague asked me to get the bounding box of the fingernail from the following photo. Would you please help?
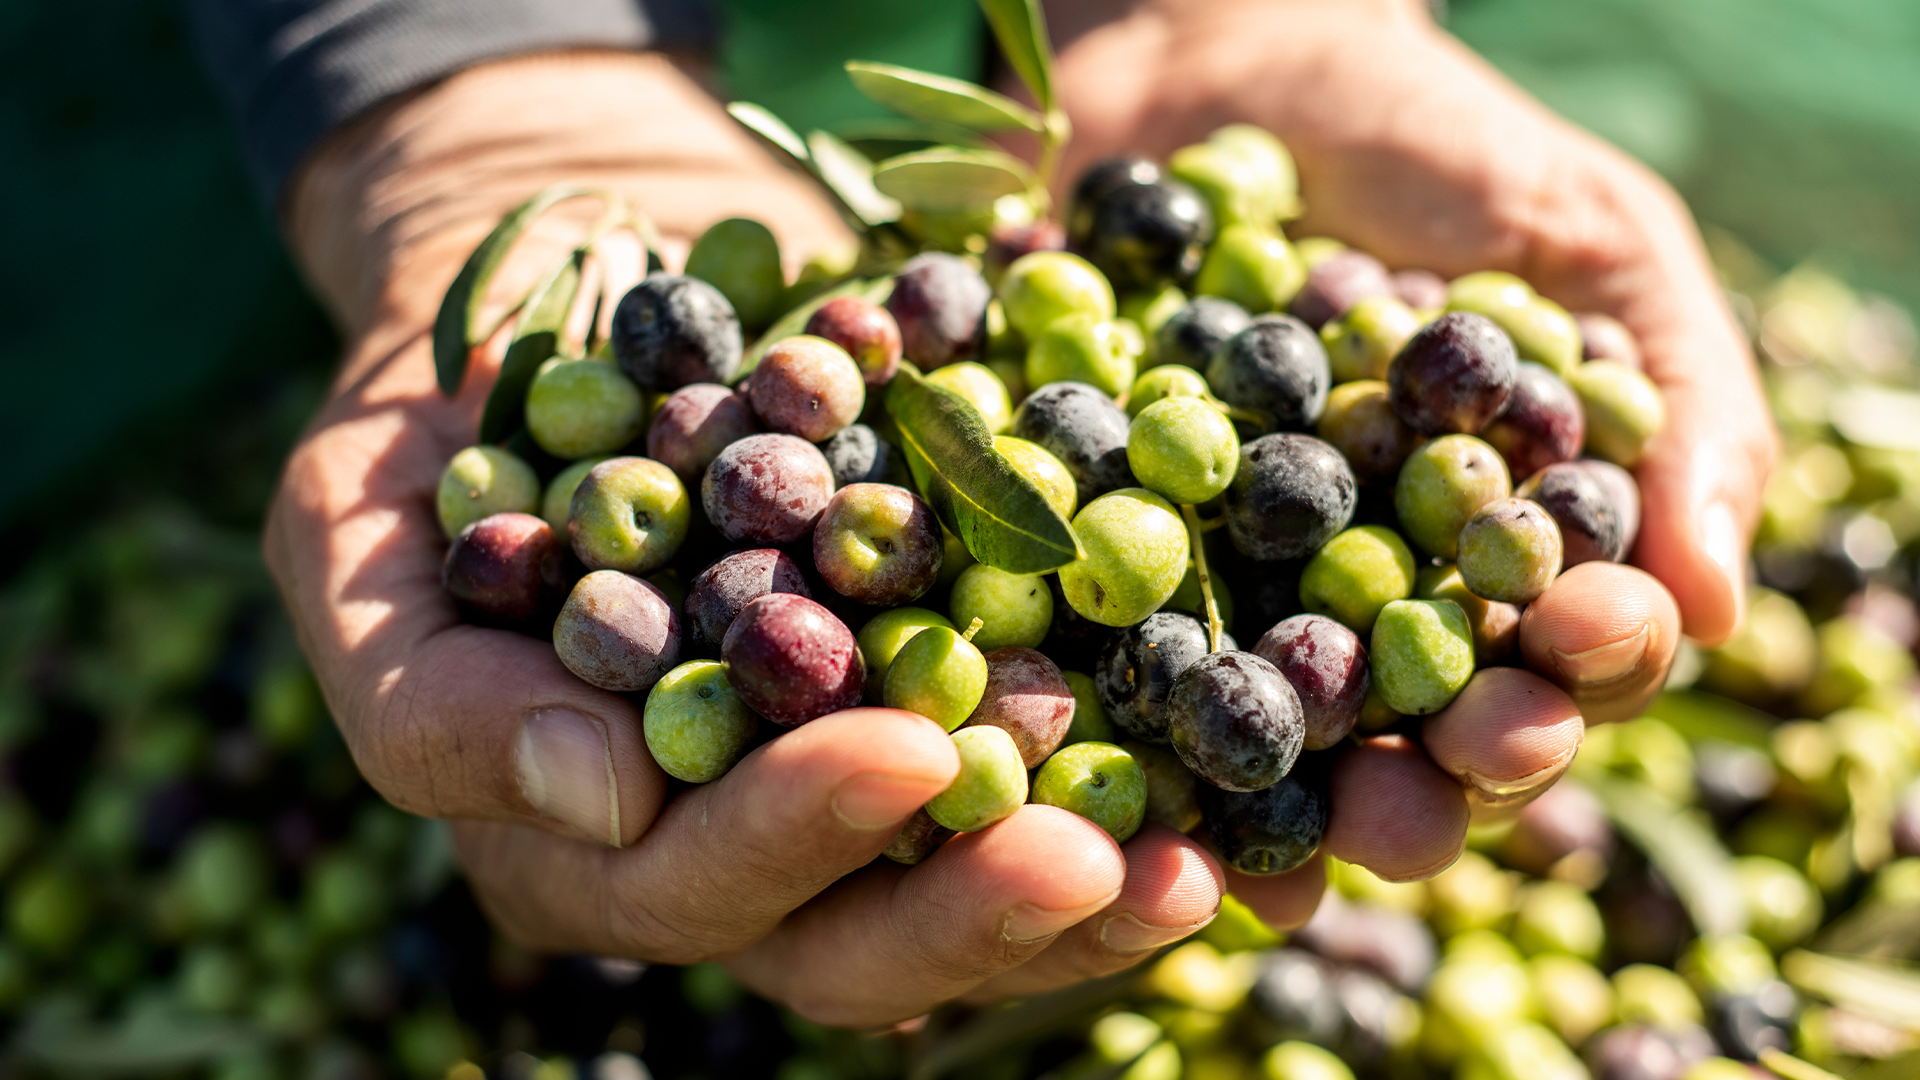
[1003,897,1116,944]
[516,710,620,847]
[832,773,943,831]
[1099,911,1216,954]
[1701,499,1748,624]
[1550,625,1649,686]
[1461,746,1579,812]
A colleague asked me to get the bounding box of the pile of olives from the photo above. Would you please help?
[437,122,1668,876]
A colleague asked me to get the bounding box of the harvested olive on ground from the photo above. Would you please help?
[803,294,902,386]
[1387,311,1518,435]
[1481,361,1585,481]
[1518,462,1627,566]
[721,593,863,727]
[1097,611,1214,744]
[1199,769,1329,874]
[884,623,988,732]
[701,433,835,545]
[643,660,757,783]
[646,383,762,487]
[437,445,540,540]
[554,571,683,693]
[927,725,1027,832]
[1394,434,1511,560]
[1253,614,1370,751]
[1010,381,1137,506]
[1224,433,1357,561]
[1457,497,1564,605]
[1369,599,1475,714]
[686,548,812,651]
[1058,488,1190,627]
[1166,651,1304,792]
[612,274,744,390]
[1316,380,1421,484]
[1207,314,1331,431]
[1033,741,1147,842]
[1077,176,1213,293]
[885,252,992,370]
[811,483,942,606]
[442,513,567,631]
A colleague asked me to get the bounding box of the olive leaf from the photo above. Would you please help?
[1584,773,1749,937]
[724,101,809,163]
[977,0,1055,112]
[477,250,583,444]
[737,277,893,384]
[887,366,1081,574]
[834,117,993,152]
[872,148,1034,211]
[805,130,902,227]
[1781,951,1920,1030]
[845,61,1046,134]
[432,184,595,398]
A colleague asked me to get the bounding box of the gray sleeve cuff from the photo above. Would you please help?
[186,0,719,207]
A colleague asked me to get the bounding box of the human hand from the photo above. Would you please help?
[266,50,1229,1028]
[1032,0,1775,909]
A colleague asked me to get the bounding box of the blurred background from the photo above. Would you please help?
[1,0,1917,1077]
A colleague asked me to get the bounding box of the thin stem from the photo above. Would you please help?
[961,616,985,644]
[1181,503,1224,653]
[1210,398,1268,430]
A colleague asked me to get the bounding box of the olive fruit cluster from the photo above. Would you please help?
[434,126,1665,878]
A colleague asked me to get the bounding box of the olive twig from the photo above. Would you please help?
[1181,503,1225,653]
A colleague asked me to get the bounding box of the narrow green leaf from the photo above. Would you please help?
[977,0,1055,111]
[737,277,892,385]
[725,101,809,163]
[1782,951,1920,1030]
[1584,773,1749,937]
[432,184,594,397]
[1641,690,1776,749]
[872,148,1033,211]
[478,251,583,444]
[887,366,1080,574]
[834,117,993,152]
[805,130,901,227]
[845,61,1045,134]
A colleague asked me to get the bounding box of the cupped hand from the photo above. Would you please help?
[1037,0,1774,922]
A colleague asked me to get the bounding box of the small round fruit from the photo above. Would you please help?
[567,456,691,574]
[1058,488,1190,627]
[949,564,1052,651]
[1253,614,1368,751]
[437,446,539,539]
[1010,382,1137,506]
[1448,283,1581,376]
[1127,364,1211,418]
[926,725,1028,833]
[1033,742,1147,842]
[1577,312,1642,368]
[1369,599,1475,715]
[1568,360,1666,467]
[643,660,757,783]
[1169,139,1281,229]
[541,456,608,532]
[1387,311,1518,435]
[964,647,1075,768]
[1079,177,1213,293]
[1393,434,1511,560]
[1316,380,1419,483]
[1321,295,1423,384]
[1096,612,1213,744]
[702,433,835,544]
[1167,651,1304,791]
[999,251,1116,341]
[524,359,647,459]
[721,593,864,727]
[1456,498,1563,605]
[1067,157,1162,247]
[883,808,954,865]
[1127,397,1240,506]
[821,423,905,488]
[993,435,1077,520]
[884,625,989,732]
[684,217,784,331]
[885,253,992,370]
[1517,463,1626,566]
[1390,268,1448,312]
[927,361,1015,434]
[1025,314,1139,400]
[612,274,744,390]
[1289,249,1393,330]
[442,513,566,630]
[811,483,943,606]
[1482,362,1584,481]
[857,607,953,700]
[685,548,812,650]
[1207,314,1331,431]
[1223,434,1357,561]
[553,571,683,692]
[1194,224,1306,313]
[1126,741,1203,832]
[748,335,865,442]
[1297,525,1416,634]
[805,294,903,386]
[1063,670,1115,743]
[1415,564,1521,666]
[1199,771,1329,874]
[1156,296,1252,371]
[645,383,762,487]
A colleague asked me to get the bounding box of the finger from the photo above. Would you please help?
[1323,735,1468,882]
[728,805,1127,1026]
[1421,668,1583,821]
[963,825,1225,1000]
[1519,561,1681,725]
[1225,851,1328,932]
[455,708,959,964]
